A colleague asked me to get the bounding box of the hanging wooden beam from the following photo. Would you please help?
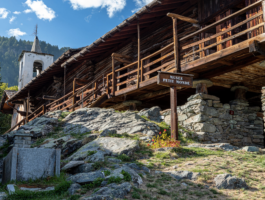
[137,22,141,88]
[94,81,98,99]
[261,0,265,31]
[167,13,199,24]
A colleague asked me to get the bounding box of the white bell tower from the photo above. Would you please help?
[18,36,54,90]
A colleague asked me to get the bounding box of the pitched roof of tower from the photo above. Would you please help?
[31,36,42,53]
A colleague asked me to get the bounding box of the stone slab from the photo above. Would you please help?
[2,148,61,184]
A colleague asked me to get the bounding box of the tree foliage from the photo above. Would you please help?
[0,36,69,86]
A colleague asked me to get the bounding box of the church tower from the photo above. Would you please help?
[18,36,54,90]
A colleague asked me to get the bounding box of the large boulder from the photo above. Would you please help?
[86,182,132,200]
[138,106,162,122]
[67,171,105,184]
[167,171,200,180]
[67,137,139,161]
[63,108,160,136]
[7,111,60,139]
[214,174,248,189]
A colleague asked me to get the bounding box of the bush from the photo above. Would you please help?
[83,178,104,190]
[107,176,122,184]
[148,129,180,149]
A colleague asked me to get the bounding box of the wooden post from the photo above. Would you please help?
[172,18,180,72]
[112,56,116,97]
[262,0,265,31]
[140,59,144,82]
[42,105,46,115]
[106,74,109,95]
[170,87,178,140]
[137,22,141,88]
[26,91,30,123]
[94,81,98,99]
[72,78,76,111]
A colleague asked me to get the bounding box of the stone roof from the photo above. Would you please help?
[31,36,42,53]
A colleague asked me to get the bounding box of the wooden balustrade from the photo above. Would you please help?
[181,0,265,63]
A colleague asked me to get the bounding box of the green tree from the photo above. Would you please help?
[0,63,18,134]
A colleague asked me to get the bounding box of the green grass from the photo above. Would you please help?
[87,151,97,156]
[103,170,111,176]
[117,154,130,162]
[83,178,104,190]
[155,152,171,159]
[6,175,71,200]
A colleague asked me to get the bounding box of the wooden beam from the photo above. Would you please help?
[42,95,57,101]
[180,0,262,41]
[262,0,265,31]
[112,53,132,60]
[173,18,180,72]
[26,91,30,122]
[136,88,170,101]
[11,101,23,105]
[75,78,90,86]
[218,60,234,66]
[112,56,116,97]
[114,57,131,64]
[137,22,141,89]
[249,40,265,56]
[167,13,199,24]
[72,78,76,111]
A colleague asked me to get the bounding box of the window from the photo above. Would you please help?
[33,61,43,78]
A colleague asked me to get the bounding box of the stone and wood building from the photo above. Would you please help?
[1,0,265,147]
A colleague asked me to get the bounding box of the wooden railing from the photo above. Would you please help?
[181,0,265,63]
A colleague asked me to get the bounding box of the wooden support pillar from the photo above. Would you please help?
[112,56,116,97]
[170,87,178,140]
[137,22,141,88]
[42,104,46,115]
[72,78,76,111]
[94,81,98,99]
[172,18,180,72]
[106,75,109,95]
[262,1,265,31]
[64,66,66,97]
[26,91,30,123]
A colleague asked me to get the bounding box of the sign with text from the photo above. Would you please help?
[157,72,193,88]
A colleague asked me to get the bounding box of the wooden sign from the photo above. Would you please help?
[157,71,193,88]
[157,71,193,141]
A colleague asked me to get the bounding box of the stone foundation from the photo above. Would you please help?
[162,93,264,147]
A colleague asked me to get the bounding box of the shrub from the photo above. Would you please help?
[107,176,122,184]
[104,170,111,176]
[83,178,104,190]
[148,129,180,149]
[87,151,97,156]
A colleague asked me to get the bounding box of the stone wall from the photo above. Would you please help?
[162,93,264,147]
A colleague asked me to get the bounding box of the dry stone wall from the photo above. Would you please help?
[162,93,264,147]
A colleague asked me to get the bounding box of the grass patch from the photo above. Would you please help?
[117,154,130,162]
[87,151,97,156]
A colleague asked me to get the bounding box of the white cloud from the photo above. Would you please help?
[7,28,26,39]
[67,0,126,18]
[9,16,16,24]
[24,0,56,21]
[13,11,21,15]
[24,9,33,13]
[132,0,153,13]
[0,8,9,19]
[85,15,92,23]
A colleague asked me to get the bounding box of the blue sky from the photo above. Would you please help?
[0,0,152,49]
